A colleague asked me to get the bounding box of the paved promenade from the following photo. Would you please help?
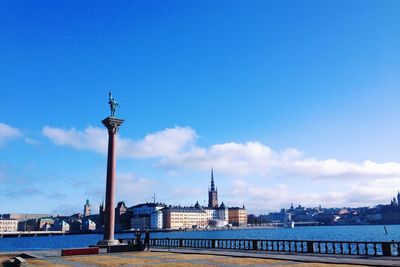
[1,248,399,266]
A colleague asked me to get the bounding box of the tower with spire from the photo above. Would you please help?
[208,168,219,208]
[83,199,91,217]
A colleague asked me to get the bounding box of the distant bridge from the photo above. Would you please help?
[0,231,67,238]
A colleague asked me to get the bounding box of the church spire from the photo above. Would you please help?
[210,168,215,191]
[208,168,218,208]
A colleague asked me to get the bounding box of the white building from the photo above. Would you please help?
[201,202,228,225]
[204,208,219,220]
[0,219,18,232]
[217,202,229,222]
[130,203,165,229]
[150,210,163,229]
[131,203,165,216]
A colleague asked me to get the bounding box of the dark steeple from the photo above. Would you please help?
[210,168,215,191]
[208,168,218,208]
[397,190,400,206]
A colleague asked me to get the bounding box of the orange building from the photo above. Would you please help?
[228,207,247,226]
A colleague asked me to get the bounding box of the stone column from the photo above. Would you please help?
[99,116,124,246]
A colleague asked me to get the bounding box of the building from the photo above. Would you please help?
[217,202,229,221]
[83,199,91,217]
[0,219,18,232]
[18,219,38,231]
[130,202,165,229]
[52,220,70,232]
[37,218,54,231]
[131,203,165,216]
[203,170,230,226]
[150,210,163,229]
[163,207,208,229]
[69,220,82,232]
[115,201,130,231]
[208,169,218,208]
[82,218,96,231]
[228,206,248,226]
[203,202,228,222]
[2,213,53,221]
[131,216,150,230]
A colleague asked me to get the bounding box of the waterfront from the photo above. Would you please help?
[0,225,399,252]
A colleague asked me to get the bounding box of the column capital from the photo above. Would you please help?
[102,117,124,135]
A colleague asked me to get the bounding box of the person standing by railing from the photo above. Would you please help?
[144,230,150,251]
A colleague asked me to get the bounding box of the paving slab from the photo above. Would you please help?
[27,251,366,267]
[151,248,400,266]
[3,249,399,266]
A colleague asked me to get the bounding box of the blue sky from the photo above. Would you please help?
[0,1,399,215]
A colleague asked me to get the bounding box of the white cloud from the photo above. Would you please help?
[228,179,291,212]
[42,126,107,154]
[42,125,400,212]
[118,127,196,158]
[42,126,196,158]
[159,141,400,180]
[0,122,21,146]
[42,125,400,180]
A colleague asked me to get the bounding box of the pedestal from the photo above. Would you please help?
[99,116,124,246]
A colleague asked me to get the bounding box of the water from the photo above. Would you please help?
[0,225,399,252]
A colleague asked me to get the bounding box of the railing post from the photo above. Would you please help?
[179,239,183,247]
[382,242,391,256]
[253,240,258,250]
[307,241,314,253]
[212,239,216,248]
[166,237,170,252]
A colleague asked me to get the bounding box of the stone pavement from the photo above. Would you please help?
[1,249,395,267]
[152,248,400,266]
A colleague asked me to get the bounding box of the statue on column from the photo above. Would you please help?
[108,92,120,117]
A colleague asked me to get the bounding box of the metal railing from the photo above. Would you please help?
[119,237,400,256]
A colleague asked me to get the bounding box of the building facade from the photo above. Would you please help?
[150,210,163,229]
[163,207,208,229]
[38,218,54,231]
[2,213,52,221]
[82,218,96,231]
[130,203,165,229]
[115,201,130,231]
[0,219,18,232]
[131,216,150,230]
[228,207,248,226]
[52,220,70,232]
[83,199,91,217]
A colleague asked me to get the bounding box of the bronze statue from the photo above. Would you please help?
[108,92,119,117]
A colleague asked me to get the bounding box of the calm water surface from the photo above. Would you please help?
[0,225,399,252]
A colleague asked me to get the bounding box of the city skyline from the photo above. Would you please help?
[0,1,399,215]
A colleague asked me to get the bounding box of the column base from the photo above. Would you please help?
[97,239,120,247]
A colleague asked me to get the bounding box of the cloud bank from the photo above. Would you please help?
[42,125,400,212]
[43,125,400,180]
[0,122,21,146]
